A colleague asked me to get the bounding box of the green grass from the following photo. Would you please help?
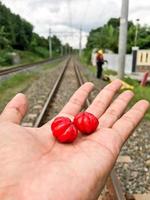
[17,50,47,64]
[80,55,96,74]
[0,72,39,111]
[86,64,96,74]
[123,77,150,120]
[0,59,62,112]
[0,50,49,68]
[42,60,62,70]
[0,49,63,70]
[104,68,117,76]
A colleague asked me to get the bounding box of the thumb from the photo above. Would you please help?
[0,93,28,124]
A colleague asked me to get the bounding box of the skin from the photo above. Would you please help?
[0,80,149,200]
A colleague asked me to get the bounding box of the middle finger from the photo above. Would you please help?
[86,79,122,118]
[99,90,134,128]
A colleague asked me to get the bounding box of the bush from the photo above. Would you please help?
[31,47,49,58]
[82,49,92,64]
[18,50,42,63]
[123,77,139,86]
[0,52,12,66]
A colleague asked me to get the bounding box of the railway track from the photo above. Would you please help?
[21,57,149,199]
[34,57,71,127]
[74,61,126,200]
[0,56,64,76]
[29,57,126,199]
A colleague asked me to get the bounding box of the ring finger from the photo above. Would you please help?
[86,79,122,118]
[99,90,134,128]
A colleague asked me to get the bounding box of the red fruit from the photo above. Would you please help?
[73,112,99,135]
[51,117,78,143]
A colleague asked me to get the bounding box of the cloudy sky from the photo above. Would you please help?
[1,0,150,48]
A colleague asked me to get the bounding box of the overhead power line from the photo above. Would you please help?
[78,0,91,54]
[81,0,91,31]
[66,0,73,44]
[66,0,72,29]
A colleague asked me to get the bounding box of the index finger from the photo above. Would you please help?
[86,79,122,118]
[59,82,94,116]
[38,82,94,141]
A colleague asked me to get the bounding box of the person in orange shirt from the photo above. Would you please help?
[96,50,107,79]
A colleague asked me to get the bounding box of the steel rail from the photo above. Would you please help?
[33,56,126,199]
[74,62,126,200]
[74,60,91,107]
[34,58,70,127]
[0,56,65,76]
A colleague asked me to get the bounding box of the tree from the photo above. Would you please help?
[86,24,118,53]
[0,2,33,50]
[0,26,10,49]
[0,2,64,56]
[51,35,61,54]
[85,18,150,56]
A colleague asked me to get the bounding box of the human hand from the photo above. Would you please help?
[0,80,149,200]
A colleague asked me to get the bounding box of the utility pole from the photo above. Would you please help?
[49,28,52,59]
[69,44,71,55]
[134,19,140,46]
[118,0,129,79]
[61,45,63,56]
[79,27,82,57]
[65,44,68,55]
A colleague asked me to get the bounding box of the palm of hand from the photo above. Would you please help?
[0,80,148,200]
[0,122,117,200]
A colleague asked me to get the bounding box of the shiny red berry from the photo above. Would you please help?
[73,112,99,135]
[51,117,78,143]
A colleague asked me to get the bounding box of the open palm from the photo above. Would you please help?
[0,80,149,200]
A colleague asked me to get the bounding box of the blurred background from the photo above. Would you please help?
[0,1,150,199]
[0,0,150,66]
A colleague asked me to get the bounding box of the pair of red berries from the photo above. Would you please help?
[51,112,99,143]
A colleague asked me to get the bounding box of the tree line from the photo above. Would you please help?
[0,2,70,65]
[85,18,150,60]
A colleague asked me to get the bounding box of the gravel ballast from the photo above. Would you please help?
[22,57,150,195]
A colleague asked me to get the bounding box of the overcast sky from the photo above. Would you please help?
[1,0,150,48]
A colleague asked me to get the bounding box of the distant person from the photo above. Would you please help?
[96,50,107,79]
